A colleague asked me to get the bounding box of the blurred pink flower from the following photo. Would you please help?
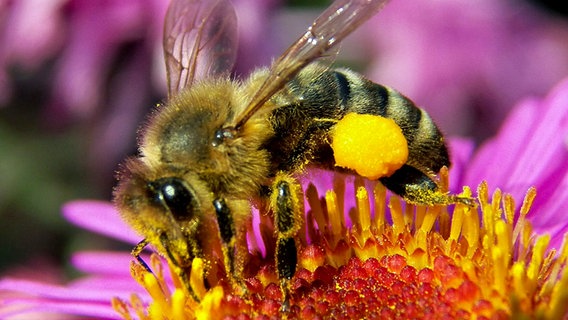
[0,0,67,104]
[0,0,281,189]
[362,0,568,139]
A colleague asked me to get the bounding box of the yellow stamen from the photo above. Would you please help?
[460,188,480,258]
[195,286,224,320]
[546,236,568,318]
[503,194,515,225]
[438,204,451,239]
[325,189,343,249]
[491,246,506,296]
[373,182,387,233]
[147,300,166,319]
[144,272,170,315]
[389,196,405,236]
[355,186,372,238]
[527,235,550,284]
[449,201,464,242]
[171,289,187,320]
[511,262,528,301]
[495,220,511,266]
[130,294,147,320]
[111,297,132,320]
[419,205,438,234]
[189,258,207,298]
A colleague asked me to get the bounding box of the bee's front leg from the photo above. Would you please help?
[131,238,201,302]
[270,173,304,311]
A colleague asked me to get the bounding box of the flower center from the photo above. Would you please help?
[113,171,568,319]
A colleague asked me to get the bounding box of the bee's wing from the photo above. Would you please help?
[232,0,389,129]
[163,0,238,98]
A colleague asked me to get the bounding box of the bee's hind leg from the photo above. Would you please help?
[271,173,304,312]
[380,164,475,206]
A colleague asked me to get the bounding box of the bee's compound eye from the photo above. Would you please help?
[150,178,197,220]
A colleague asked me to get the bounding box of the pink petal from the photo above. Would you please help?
[528,171,568,250]
[447,137,475,193]
[70,251,136,276]
[505,80,568,187]
[0,275,149,319]
[70,251,172,295]
[0,298,120,319]
[464,98,540,196]
[1,277,130,302]
[62,200,140,244]
[464,77,568,249]
[466,77,568,200]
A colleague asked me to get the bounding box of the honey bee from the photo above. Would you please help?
[114,0,469,304]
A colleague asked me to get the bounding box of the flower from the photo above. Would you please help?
[112,164,568,318]
[2,76,568,319]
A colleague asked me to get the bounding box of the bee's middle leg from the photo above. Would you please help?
[270,173,304,309]
[213,198,248,293]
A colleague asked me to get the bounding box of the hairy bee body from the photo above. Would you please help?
[134,63,449,208]
[114,0,466,305]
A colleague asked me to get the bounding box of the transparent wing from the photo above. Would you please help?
[232,0,390,129]
[163,0,238,98]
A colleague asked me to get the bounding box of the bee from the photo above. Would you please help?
[114,0,470,303]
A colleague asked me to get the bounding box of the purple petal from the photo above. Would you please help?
[464,98,540,197]
[70,251,173,294]
[505,84,568,188]
[69,275,147,296]
[62,200,140,244]
[70,251,135,276]
[466,77,568,201]
[447,137,475,193]
[1,278,127,303]
[464,77,568,248]
[47,0,167,121]
[0,298,121,320]
[527,169,568,250]
[0,274,151,319]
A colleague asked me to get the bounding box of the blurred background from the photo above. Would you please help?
[1,0,567,278]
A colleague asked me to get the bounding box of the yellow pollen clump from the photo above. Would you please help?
[331,113,408,180]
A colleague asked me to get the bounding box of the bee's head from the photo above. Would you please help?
[113,157,216,267]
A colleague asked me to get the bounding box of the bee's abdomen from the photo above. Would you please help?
[337,68,450,172]
[265,64,449,174]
